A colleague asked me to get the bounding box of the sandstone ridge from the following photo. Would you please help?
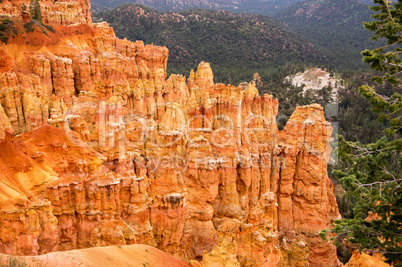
[0,1,341,266]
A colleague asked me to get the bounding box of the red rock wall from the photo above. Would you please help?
[0,0,91,26]
[0,2,341,266]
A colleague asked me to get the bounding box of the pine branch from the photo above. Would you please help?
[353,178,402,187]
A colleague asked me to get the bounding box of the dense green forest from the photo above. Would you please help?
[93,5,335,85]
[274,0,378,70]
[93,0,380,72]
[91,0,304,15]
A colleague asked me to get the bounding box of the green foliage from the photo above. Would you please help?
[274,0,379,70]
[323,0,402,265]
[0,255,43,267]
[90,0,303,15]
[41,28,48,36]
[259,66,391,141]
[336,72,390,143]
[23,21,36,33]
[23,19,52,36]
[0,19,15,44]
[0,255,28,267]
[44,25,55,32]
[29,0,42,22]
[362,0,402,85]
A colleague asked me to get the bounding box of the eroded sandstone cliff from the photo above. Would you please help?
[0,1,341,266]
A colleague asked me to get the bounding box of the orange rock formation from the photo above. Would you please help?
[345,252,391,267]
[0,1,342,266]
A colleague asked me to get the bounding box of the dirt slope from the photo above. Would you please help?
[0,244,191,267]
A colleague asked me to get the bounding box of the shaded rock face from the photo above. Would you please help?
[0,1,341,266]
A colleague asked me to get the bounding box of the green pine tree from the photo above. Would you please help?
[29,0,42,22]
[321,0,402,265]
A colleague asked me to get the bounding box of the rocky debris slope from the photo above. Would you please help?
[0,244,191,267]
[285,67,342,100]
[0,1,341,266]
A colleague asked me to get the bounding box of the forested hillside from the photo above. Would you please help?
[91,0,304,15]
[273,0,377,69]
[93,5,335,84]
[262,71,390,142]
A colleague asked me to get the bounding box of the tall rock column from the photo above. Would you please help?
[278,104,341,266]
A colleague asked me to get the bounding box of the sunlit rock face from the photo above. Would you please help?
[0,1,341,266]
[0,0,91,26]
[345,252,391,267]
